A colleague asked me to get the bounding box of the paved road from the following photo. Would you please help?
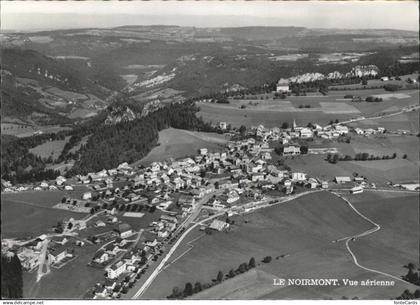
[131,190,319,299]
[324,103,419,129]
[36,239,50,282]
[331,192,412,284]
[131,212,224,299]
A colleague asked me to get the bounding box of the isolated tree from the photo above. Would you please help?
[403,154,407,159]
[193,282,202,294]
[183,282,193,297]
[170,286,182,299]
[248,257,256,269]
[300,145,309,154]
[281,122,289,129]
[228,269,236,278]
[216,271,224,283]
[262,256,272,263]
[238,263,248,273]
[239,125,247,135]
[61,197,67,203]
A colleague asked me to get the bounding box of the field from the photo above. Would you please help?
[282,135,419,186]
[29,136,71,160]
[138,128,228,165]
[347,191,419,278]
[1,191,84,239]
[1,123,71,138]
[348,110,420,133]
[197,89,419,128]
[141,191,418,299]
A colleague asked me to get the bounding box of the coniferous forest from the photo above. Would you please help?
[1,252,23,299]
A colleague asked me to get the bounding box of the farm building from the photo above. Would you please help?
[283,145,301,156]
[292,172,307,182]
[118,223,133,239]
[276,79,290,93]
[350,186,364,194]
[209,219,230,231]
[335,176,351,184]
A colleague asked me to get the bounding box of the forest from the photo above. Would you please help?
[68,102,215,175]
[1,252,23,299]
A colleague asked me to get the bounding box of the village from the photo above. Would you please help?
[4,111,414,299]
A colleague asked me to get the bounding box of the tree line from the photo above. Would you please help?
[326,152,398,163]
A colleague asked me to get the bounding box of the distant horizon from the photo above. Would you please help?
[1,1,419,32]
[1,15,419,34]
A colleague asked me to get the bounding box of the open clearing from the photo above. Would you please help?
[29,136,71,160]
[141,191,417,299]
[138,128,227,165]
[1,123,71,137]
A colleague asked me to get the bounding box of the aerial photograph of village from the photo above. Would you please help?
[1,1,419,302]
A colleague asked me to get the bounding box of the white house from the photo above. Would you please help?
[106,261,127,279]
[219,122,227,130]
[350,186,364,194]
[335,125,349,135]
[283,146,301,156]
[48,247,68,263]
[276,79,290,93]
[292,172,307,182]
[56,176,66,186]
[199,148,208,155]
[82,192,92,200]
[300,128,313,138]
[335,176,351,184]
[209,219,230,231]
[118,224,133,239]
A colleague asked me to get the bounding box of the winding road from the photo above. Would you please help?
[331,191,412,284]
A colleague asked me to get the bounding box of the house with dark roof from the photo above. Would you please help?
[118,223,133,239]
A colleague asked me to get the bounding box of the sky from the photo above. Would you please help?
[1,1,419,32]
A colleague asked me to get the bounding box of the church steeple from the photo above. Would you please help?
[292,119,297,131]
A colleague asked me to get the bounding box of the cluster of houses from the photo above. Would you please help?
[16,234,79,272]
[251,121,351,145]
[353,126,385,136]
[1,175,74,193]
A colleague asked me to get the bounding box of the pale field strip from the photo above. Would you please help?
[199,100,360,114]
[123,212,145,218]
[371,93,412,100]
